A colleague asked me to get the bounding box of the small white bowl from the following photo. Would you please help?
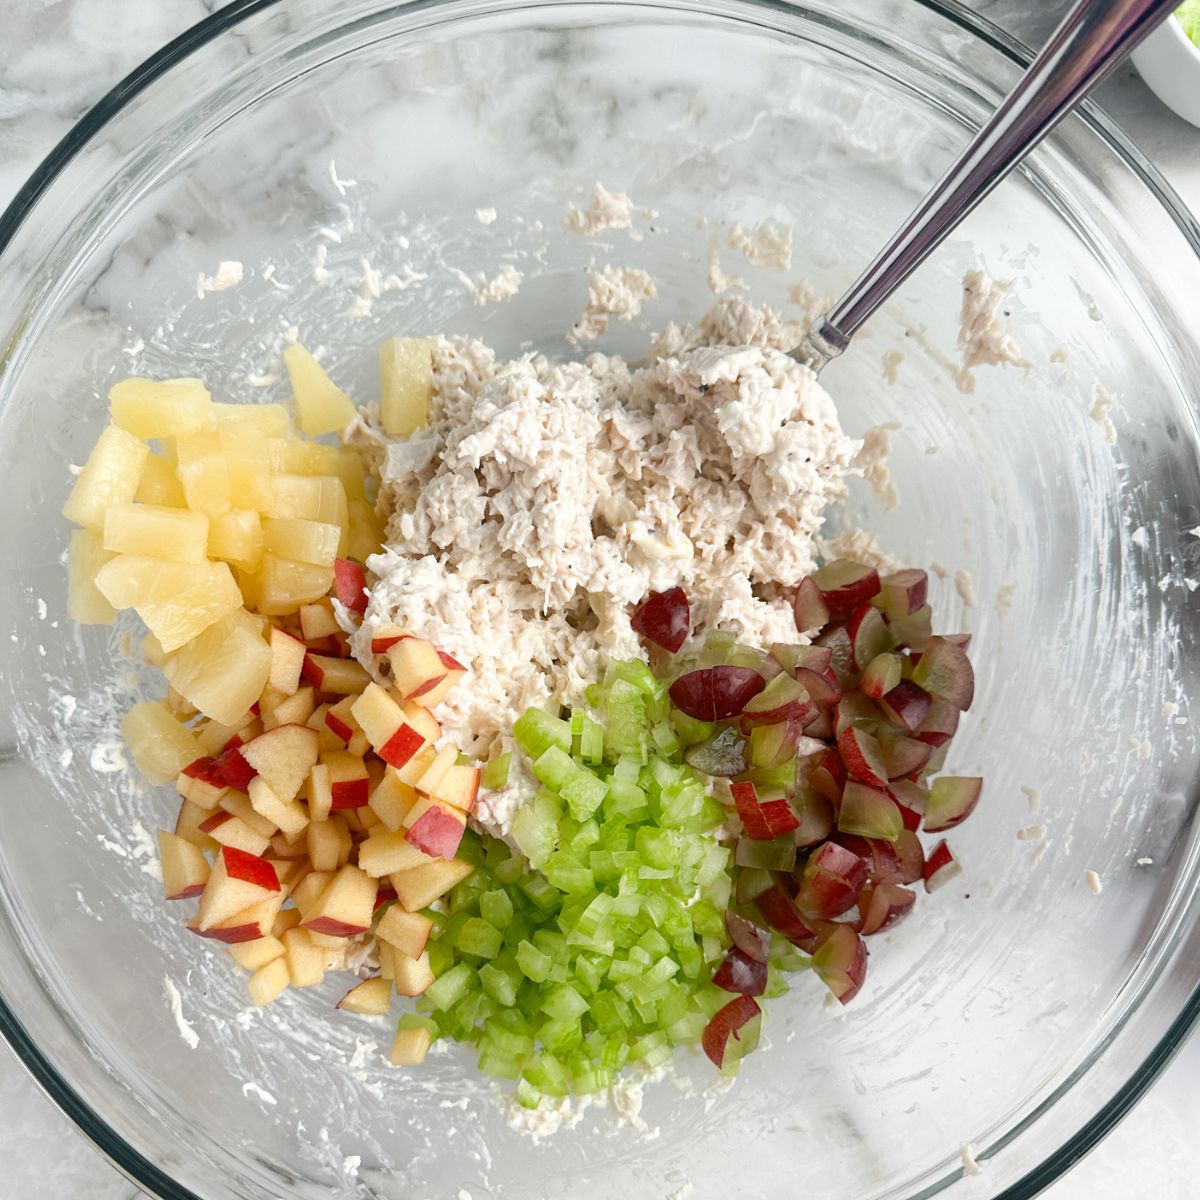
[1131,13,1200,128]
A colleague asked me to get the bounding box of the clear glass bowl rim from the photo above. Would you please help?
[1,1,1199,1198]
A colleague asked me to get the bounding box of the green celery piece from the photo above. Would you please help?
[560,769,608,821]
[457,916,504,959]
[513,707,572,757]
[516,939,553,982]
[541,983,589,1022]
[479,1045,524,1081]
[480,888,515,930]
[637,928,671,958]
[518,872,560,912]
[703,871,733,910]
[574,954,605,993]
[516,1077,542,1108]
[630,1030,671,1066]
[523,1052,570,1097]
[588,849,620,882]
[425,962,475,1011]
[539,1018,585,1054]
[481,753,511,790]
[635,826,677,869]
[676,943,703,980]
[589,989,632,1033]
[449,874,487,913]
[604,778,648,818]
[455,829,486,868]
[612,753,643,782]
[657,985,690,1029]
[494,855,525,885]
[610,658,659,695]
[764,964,791,999]
[670,708,717,746]
[533,928,568,959]
[646,956,680,986]
[544,854,596,896]
[651,720,681,756]
[426,938,455,978]
[573,892,615,937]
[569,708,586,755]
[599,1035,630,1070]
[579,716,605,763]
[666,1010,707,1045]
[572,1065,614,1095]
[396,1012,437,1035]
[607,957,641,983]
[569,819,602,851]
[501,910,531,950]
[481,1022,534,1058]
[491,1006,533,1035]
[511,790,560,868]
[532,745,577,791]
[688,899,726,937]
[479,961,520,1007]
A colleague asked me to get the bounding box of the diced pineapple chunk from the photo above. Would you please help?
[62,424,149,530]
[212,402,290,439]
[316,476,349,532]
[217,422,272,513]
[333,447,369,503]
[176,429,231,516]
[103,503,209,563]
[109,377,213,439]
[121,700,203,784]
[67,529,117,624]
[94,555,243,651]
[135,451,187,507]
[283,344,357,437]
[268,439,342,477]
[267,474,324,521]
[379,337,433,438]
[163,609,271,725]
[258,555,335,615]
[263,518,340,568]
[208,509,264,572]
[345,499,384,565]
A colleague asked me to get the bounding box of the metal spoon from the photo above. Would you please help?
[794,0,1179,373]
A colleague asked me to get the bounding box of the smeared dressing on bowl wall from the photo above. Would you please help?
[2,3,1200,1199]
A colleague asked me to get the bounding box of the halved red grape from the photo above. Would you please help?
[911,637,975,710]
[837,781,903,842]
[793,576,831,634]
[795,666,842,708]
[879,569,928,619]
[724,912,771,963]
[922,776,983,832]
[631,587,691,653]
[806,749,846,803]
[712,948,768,997]
[836,725,889,787]
[814,624,857,685]
[796,841,869,919]
[876,730,934,780]
[878,680,933,732]
[923,839,961,892]
[858,882,917,935]
[701,995,761,1068]
[848,602,898,670]
[741,673,814,726]
[811,560,881,619]
[792,787,835,847]
[756,882,817,945]
[812,925,868,1003]
[669,666,765,722]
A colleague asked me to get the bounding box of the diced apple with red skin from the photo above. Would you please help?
[333,557,369,615]
[299,601,340,642]
[301,864,377,937]
[290,870,334,921]
[413,744,458,797]
[177,758,229,810]
[878,680,933,732]
[175,799,219,850]
[390,1024,432,1065]
[198,811,271,857]
[403,796,466,859]
[228,935,285,972]
[367,773,419,833]
[812,925,868,1004]
[218,790,277,840]
[411,650,467,708]
[307,816,352,872]
[837,781,904,842]
[239,724,319,805]
[858,882,917,935]
[836,725,889,788]
[879,569,928,620]
[431,763,480,814]
[631,587,691,653]
[268,627,307,695]
[195,846,281,931]
[308,762,333,822]
[796,841,869,919]
[393,950,436,997]
[392,858,474,912]
[923,776,983,832]
[923,839,962,892]
[157,830,211,899]
[400,701,441,745]
[212,744,256,793]
[810,560,881,620]
[669,666,766,722]
[387,637,447,701]
[350,684,427,768]
[393,744,438,789]
[911,637,975,710]
[370,624,409,655]
[324,750,370,809]
[246,958,290,1006]
[741,672,814,726]
[248,776,309,837]
[302,653,370,695]
[376,906,433,959]
[324,695,367,755]
[337,976,392,1015]
[193,893,284,944]
[701,995,761,1068]
[359,831,435,877]
[792,576,830,634]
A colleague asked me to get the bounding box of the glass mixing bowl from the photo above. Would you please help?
[2,1,1200,1197]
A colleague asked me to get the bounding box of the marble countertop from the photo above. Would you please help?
[1,2,1197,1198]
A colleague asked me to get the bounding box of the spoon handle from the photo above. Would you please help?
[796,0,1179,370]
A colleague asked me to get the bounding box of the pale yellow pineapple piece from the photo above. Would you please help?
[217,422,273,513]
[140,633,168,667]
[379,337,433,438]
[66,529,117,625]
[334,446,368,502]
[135,450,187,508]
[283,344,357,437]
[267,439,341,477]
[109,377,212,439]
[263,518,341,568]
[121,700,203,784]
[208,509,263,572]
[176,429,231,515]
[315,476,349,531]
[163,608,271,725]
[93,555,243,651]
[345,499,383,565]
[267,474,324,521]
[62,425,149,530]
[213,402,290,439]
[103,503,209,563]
[258,555,334,615]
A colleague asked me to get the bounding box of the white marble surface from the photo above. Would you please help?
[1,2,1198,1198]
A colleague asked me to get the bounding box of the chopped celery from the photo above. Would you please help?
[426,963,475,1011]
[532,745,577,791]
[513,708,571,757]
[480,888,515,930]
[482,753,511,790]
[457,916,503,959]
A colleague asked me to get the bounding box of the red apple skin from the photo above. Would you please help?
[220,846,281,892]
[379,723,426,768]
[330,779,370,810]
[182,756,222,783]
[198,811,232,835]
[373,885,399,912]
[325,713,354,743]
[192,921,263,944]
[372,634,405,654]
[405,807,465,859]
[334,558,369,615]
[166,882,207,901]
[304,915,370,937]
[437,649,466,672]
[408,673,448,700]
